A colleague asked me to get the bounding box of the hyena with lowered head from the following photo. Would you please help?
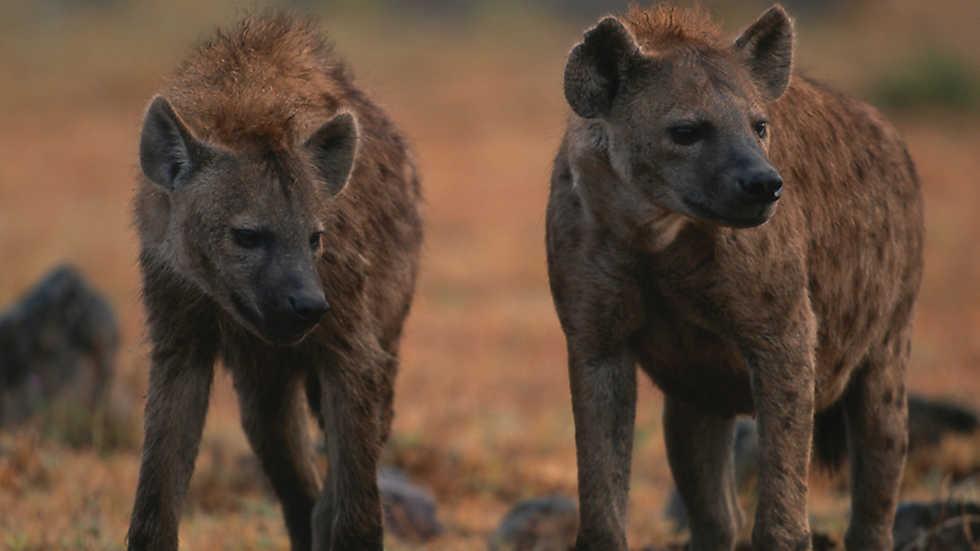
[547,5,923,550]
[127,14,422,551]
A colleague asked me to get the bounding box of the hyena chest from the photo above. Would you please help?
[632,290,755,416]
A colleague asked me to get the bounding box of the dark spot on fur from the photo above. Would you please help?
[875,242,887,262]
[333,337,354,353]
[879,495,894,515]
[808,276,821,297]
[852,159,866,181]
[321,95,339,114]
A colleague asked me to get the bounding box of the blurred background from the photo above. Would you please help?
[0,0,978,549]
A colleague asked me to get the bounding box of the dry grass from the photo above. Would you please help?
[0,1,978,549]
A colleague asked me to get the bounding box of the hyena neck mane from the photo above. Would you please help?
[165,13,353,151]
[621,4,724,52]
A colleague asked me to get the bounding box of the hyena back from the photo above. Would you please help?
[548,5,923,550]
[127,14,422,551]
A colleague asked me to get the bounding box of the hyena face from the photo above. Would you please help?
[564,9,793,228]
[138,97,358,345]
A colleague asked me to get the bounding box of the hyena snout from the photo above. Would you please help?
[700,160,783,228]
[287,290,329,323]
[735,166,782,204]
[257,276,329,344]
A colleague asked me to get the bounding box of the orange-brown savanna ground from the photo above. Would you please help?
[1,1,978,549]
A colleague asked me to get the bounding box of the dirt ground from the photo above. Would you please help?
[0,1,978,549]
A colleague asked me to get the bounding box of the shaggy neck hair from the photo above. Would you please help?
[622,4,725,52]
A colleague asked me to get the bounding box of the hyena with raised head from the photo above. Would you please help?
[547,5,923,550]
[127,14,422,551]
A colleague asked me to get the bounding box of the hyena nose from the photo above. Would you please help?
[737,170,783,203]
[288,293,330,323]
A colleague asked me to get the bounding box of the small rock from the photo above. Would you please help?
[732,418,760,484]
[907,396,978,451]
[489,495,578,551]
[950,473,980,501]
[379,467,443,542]
[732,532,836,551]
[638,543,686,551]
[810,531,838,551]
[893,501,980,550]
[641,531,836,551]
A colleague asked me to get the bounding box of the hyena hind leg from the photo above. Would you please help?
[664,396,742,551]
[842,333,910,550]
[232,364,321,551]
[312,365,387,551]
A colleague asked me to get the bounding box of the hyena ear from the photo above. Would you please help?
[564,16,640,119]
[734,5,795,100]
[139,95,213,191]
[305,112,358,196]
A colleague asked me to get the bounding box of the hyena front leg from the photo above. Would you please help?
[744,316,817,551]
[569,346,637,551]
[312,350,388,551]
[663,396,740,551]
[127,287,218,551]
[842,334,909,551]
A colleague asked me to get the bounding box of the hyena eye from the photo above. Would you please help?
[231,228,265,249]
[668,124,704,146]
[309,232,323,251]
[754,120,769,139]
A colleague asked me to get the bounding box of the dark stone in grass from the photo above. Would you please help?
[810,532,838,551]
[907,396,978,450]
[489,495,578,551]
[379,467,444,542]
[642,532,837,551]
[732,532,837,551]
[893,501,980,550]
